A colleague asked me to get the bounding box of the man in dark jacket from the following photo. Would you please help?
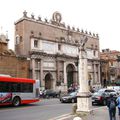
[107,94,117,120]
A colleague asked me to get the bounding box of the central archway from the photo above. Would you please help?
[66,64,75,88]
[45,73,53,89]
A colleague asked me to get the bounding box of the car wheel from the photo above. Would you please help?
[71,99,75,103]
[12,97,21,107]
[61,100,64,103]
[46,95,49,99]
[103,100,106,106]
[56,94,60,98]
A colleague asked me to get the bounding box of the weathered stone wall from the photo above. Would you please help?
[0,55,29,78]
[15,13,99,57]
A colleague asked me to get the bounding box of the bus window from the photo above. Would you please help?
[0,82,11,92]
[0,76,39,106]
[11,83,21,92]
[21,83,33,93]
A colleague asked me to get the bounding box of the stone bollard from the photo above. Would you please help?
[72,103,77,114]
[73,117,82,120]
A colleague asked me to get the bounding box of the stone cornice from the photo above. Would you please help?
[29,50,78,60]
[15,11,99,40]
[30,36,80,47]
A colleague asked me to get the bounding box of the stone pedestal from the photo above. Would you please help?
[77,48,92,113]
[77,92,92,112]
[61,83,67,92]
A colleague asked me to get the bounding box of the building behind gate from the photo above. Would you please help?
[14,11,101,91]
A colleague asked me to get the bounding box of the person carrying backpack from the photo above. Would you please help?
[116,95,120,120]
[107,94,117,120]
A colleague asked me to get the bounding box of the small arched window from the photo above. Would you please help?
[15,35,20,45]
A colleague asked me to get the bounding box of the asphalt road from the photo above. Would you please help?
[0,98,73,120]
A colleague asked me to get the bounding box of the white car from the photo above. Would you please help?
[107,86,120,95]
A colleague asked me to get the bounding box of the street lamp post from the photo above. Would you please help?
[77,36,92,113]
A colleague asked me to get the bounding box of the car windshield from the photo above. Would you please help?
[111,86,120,91]
[69,92,77,96]
[98,89,105,92]
[93,92,103,96]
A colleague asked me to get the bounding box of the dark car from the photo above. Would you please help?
[60,91,77,103]
[43,89,60,98]
[92,88,117,105]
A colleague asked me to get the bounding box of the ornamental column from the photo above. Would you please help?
[98,63,101,84]
[56,60,59,83]
[77,36,92,113]
[94,63,97,83]
[63,61,67,91]
[40,59,44,89]
[32,58,36,79]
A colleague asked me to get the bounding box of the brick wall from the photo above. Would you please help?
[0,55,29,78]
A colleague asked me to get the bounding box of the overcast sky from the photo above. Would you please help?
[0,0,120,51]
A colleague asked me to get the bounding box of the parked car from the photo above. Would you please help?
[92,88,118,105]
[43,89,60,98]
[60,91,77,103]
[107,86,120,95]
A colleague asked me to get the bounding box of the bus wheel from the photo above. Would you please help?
[12,97,21,107]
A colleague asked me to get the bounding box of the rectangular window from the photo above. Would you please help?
[21,83,33,93]
[111,61,113,66]
[58,44,61,51]
[0,82,10,92]
[94,50,96,56]
[34,40,38,48]
[42,41,55,53]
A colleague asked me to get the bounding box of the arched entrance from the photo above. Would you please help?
[45,73,53,89]
[66,64,75,88]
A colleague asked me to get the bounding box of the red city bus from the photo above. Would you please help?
[0,76,40,106]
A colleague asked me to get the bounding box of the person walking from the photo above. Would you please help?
[107,94,117,120]
[116,95,120,120]
[103,78,107,88]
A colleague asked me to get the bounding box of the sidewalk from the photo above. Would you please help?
[60,106,119,120]
[82,106,109,120]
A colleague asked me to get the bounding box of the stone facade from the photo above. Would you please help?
[0,34,29,78]
[14,11,101,91]
[100,49,120,86]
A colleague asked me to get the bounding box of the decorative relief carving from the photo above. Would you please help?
[52,11,62,23]
[43,61,55,68]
